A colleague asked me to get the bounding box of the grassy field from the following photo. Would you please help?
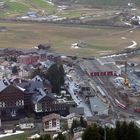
[0,22,139,56]
[0,0,56,18]
[58,0,140,7]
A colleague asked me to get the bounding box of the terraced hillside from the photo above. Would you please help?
[0,0,56,18]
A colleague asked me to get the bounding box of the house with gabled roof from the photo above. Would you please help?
[16,76,68,117]
[32,88,67,117]
[42,113,61,132]
[0,79,26,120]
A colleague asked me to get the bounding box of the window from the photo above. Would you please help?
[45,121,49,129]
[52,119,56,127]
[36,103,42,112]
[0,102,5,108]
[16,100,24,106]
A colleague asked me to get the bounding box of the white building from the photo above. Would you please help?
[65,113,81,129]
[19,117,35,129]
[42,113,61,132]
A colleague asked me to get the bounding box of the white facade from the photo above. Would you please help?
[44,119,60,132]
[19,70,30,78]
[67,117,80,129]
[66,113,81,129]
[34,103,42,112]
[19,123,35,129]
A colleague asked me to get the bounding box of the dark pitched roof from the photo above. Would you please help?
[32,88,55,104]
[17,80,44,93]
[0,78,10,92]
[69,107,84,116]
[42,113,60,122]
[19,117,34,124]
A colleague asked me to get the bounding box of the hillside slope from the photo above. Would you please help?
[0,0,56,18]
[53,0,140,7]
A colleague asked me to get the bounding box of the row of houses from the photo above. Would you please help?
[17,53,47,65]
[1,111,114,133]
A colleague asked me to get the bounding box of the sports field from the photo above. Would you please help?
[0,22,139,56]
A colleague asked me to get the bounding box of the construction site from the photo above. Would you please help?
[75,51,140,118]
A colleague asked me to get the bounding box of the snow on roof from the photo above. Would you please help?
[40,60,54,69]
[16,85,26,92]
[32,75,43,82]
[42,113,60,122]
[0,78,10,92]
[32,88,46,104]
[89,96,109,114]
[64,113,81,119]
[114,77,124,81]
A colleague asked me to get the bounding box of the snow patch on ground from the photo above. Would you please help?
[0,131,24,138]
[127,40,137,48]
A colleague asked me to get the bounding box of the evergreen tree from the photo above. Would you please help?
[115,121,122,140]
[121,121,128,140]
[71,119,80,133]
[47,64,61,94]
[43,134,52,140]
[82,121,140,140]
[82,124,101,140]
[80,116,87,128]
[114,121,140,140]
[106,127,115,140]
[98,126,104,140]
[127,121,140,140]
[54,132,66,140]
[12,66,18,74]
[59,64,65,85]
[31,68,42,78]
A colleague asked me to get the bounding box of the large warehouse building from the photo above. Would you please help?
[79,58,121,77]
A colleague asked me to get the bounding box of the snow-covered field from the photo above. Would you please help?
[0,131,24,138]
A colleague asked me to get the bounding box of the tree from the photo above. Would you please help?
[127,122,140,140]
[43,134,52,140]
[59,64,65,85]
[31,68,44,78]
[47,63,64,94]
[114,121,140,140]
[12,66,18,74]
[71,119,80,133]
[106,127,115,140]
[82,121,140,140]
[54,133,66,140]
[98,126,105,140]
[82,124,101,140]
[120,121,128,140]
[115,121,122,140]
[80,116,87,128]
